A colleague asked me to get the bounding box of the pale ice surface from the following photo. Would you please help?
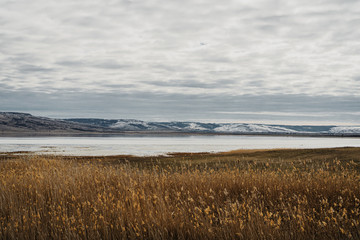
[0,135,360,156]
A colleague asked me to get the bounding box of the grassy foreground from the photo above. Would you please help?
[1,148,360,239]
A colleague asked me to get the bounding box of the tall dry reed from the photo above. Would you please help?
[0,154,359,239]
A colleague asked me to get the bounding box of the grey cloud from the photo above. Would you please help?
[56,60,130,69]
[101,83,137,89]
[145,79,236,89]
[0,81,16,90]
[56,61,85,67]
[18,64,55,73]
[6,54,40,64]
[61,16,103,29]
[1,89,359,124]
[92,62,130,70]
[151,64,178,72]
[1,0,360,123]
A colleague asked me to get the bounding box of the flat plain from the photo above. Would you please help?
[1,147,360,239]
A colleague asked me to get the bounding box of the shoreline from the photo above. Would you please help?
[1,131,360,138]
[2,146,360,159]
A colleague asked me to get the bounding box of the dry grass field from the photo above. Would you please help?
[1,147,360,239]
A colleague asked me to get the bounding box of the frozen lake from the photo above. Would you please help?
[0,135,360,156]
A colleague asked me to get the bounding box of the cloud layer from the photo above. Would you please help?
[1,0,360,123]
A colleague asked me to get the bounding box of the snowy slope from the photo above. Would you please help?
[64,117,360,135]
[213,124,299,133]
[329,126,360,134]
[3,112,359,135]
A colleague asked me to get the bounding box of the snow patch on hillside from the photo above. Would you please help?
[93,118,360,135]
[214,124,299,133]
[110,120,149,130]
[183,123,208,131]
[329,127,360,134]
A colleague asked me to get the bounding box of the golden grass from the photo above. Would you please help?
[0,148,360,239]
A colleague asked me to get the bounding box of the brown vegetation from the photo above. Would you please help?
[1,148,360,239]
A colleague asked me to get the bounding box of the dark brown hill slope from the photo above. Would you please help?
[0,112,110,135]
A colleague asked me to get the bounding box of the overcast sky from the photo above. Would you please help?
[1,0,360,125]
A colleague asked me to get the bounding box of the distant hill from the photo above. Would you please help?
[0,112,111,135]
[1,112,360,136]
[66,118,360,136]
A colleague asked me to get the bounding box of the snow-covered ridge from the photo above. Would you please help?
[329,126,360,134]
[72,119,360,135]
[213,124,299,133]
[110,120,151,130]
[2,112,359,136]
